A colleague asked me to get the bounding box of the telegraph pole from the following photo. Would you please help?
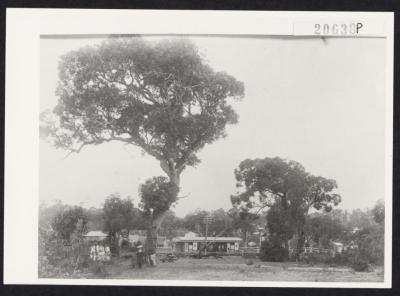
[203,215,212,256]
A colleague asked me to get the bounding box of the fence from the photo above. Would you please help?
[156,247,174,254]
[302,247,329,254]
[240,247,259,258]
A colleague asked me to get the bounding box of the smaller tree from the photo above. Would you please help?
[229,208,259,245]
[85,207,104,231]
[157,210,183,239]
[304,212,346,249]
[352,224,384,267]
[139,176,179,219]
[209,209,235,236]
[349,200,385,270]
[181,209,210,234]
[51,206,88,240]
[139,176,179,253]
[40,200,69,230]
[40,204,89,277]
[103,194,136,256]
[372,199,385,225]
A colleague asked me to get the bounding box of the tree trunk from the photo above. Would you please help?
[145,216,157,262]
[145,159,182,260]
[155,159,181,229]
[295,210,309,259]
[295,230,305,259]
[109,232,120,257]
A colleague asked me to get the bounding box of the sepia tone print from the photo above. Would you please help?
[39,35,386,282]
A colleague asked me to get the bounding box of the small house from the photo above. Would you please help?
[172,232,242,254]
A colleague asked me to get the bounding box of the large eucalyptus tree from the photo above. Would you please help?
[41,36,244,228]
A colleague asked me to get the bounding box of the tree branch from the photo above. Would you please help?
[62,134,163,161]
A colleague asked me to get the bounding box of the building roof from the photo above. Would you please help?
[84,230,108,237]
[183,231,198,238]
[173,236,242,243]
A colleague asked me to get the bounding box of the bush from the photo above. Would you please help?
[342,224,384,272]
[300,249,372,272]
[245,259,254,265]
[259,238,288,262]
[38,227,90,278]
[350,255,370,272]
[300,253,331,265]
[326,253,350,266]
[355,225,384,266]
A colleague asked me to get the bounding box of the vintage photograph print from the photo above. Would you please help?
[4,9,393,288]
[38,34,388,282]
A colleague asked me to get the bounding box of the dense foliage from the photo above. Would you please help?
[103,194,139,255]
[39,203,90,277]
[231,157,341,257]
[259,236,288,262]
[139,176,179,219]
[51,206,88,240]
[228,208,260,243]
[231,157,341,214]
[302,202,385,271]
[304,211,346,248]
[38,196,384,274]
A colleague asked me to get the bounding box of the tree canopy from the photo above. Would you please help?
[372,199,385,225]
[231,157,341,214]
[102,193,136,235]
[51,205,88,240]
[231,157,341,257]
[228,207,260,241]
[139,176,179,219]
[41,36,244,229]
[41,36,244,184]
[304,212,346,248]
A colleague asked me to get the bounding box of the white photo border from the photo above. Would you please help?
[4,8,394,288]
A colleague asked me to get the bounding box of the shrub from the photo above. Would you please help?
[245,259,254,265]
[354,225,384,266]
[259,238,288,262]
[326,253,350,266]
[350,256,370,272]
[38,227,90,278]
[243,252,258,259]
[344,223,384,271]
[300,253,331,265]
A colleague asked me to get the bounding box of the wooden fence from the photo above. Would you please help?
[302,247,329,254]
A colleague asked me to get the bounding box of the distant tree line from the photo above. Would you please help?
[39,197,265,248]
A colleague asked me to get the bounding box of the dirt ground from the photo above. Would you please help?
[87,256,384,282]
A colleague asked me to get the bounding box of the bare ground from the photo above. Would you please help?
[86,256,384,282]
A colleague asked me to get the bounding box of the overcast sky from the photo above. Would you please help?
[40,35,387,217]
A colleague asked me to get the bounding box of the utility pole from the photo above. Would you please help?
[203,215,212,256]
